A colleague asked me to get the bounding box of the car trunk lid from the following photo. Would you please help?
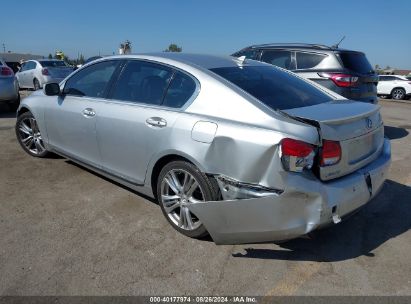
[283,100,384,180]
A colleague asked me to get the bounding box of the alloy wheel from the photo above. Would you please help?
[17,117,46,155]
[392,89,405,100]
[160,169,205,231]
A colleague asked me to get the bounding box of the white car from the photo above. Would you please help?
[16,60,74,90]
[377,75,411,100]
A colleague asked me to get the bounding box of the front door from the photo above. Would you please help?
[45,60,121,167]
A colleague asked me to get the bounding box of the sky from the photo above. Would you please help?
[1,0,411,68]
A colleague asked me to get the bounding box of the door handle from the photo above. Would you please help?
[83,108,96,117]
[146,117,167,128]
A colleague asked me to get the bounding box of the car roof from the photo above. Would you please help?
[242,43,359,53]
[97,53,266,70]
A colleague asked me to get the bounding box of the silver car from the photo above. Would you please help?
[16,59,74,90]
[0,58,20,110]
[15,54,391,244]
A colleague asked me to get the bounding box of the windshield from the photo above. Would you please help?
[210,66,333,110]
[40,61,68,67]
[338,52,374,74]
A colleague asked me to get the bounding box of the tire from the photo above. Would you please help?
[156,160,220,238]
[15,111,49,158]
[33,78,41,91]
[391,88,406,100]
[8,94,20,111]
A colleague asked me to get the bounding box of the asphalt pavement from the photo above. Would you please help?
[0,93,410,295]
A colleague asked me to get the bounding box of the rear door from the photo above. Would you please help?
[95,59,197,185]
[45,60,121,167]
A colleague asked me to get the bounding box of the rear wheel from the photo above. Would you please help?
[15,112,49,157]
[33,78,41,91]
[156,160,220,238]
[391,88,405,100]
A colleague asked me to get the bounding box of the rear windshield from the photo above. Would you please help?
[40,61,68,67]
[338,52,374,74]
[210,66,332,110]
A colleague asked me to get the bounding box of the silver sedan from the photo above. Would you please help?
[15,54,391,244]
[0,58,19,110]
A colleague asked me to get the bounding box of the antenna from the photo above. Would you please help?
[331,36,345,49]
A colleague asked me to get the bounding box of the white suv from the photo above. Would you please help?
[377,75,411,100]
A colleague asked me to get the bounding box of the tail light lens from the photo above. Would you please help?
[280,138,316,172]
[320,140,341,166]
[318,73,359,87]
[0,66,13,76]
[41,68,49,76]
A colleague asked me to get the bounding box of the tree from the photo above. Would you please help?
[48,53,53,59]
[164,43,182,52]
[79,54,85,65]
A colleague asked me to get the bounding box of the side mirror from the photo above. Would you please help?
[44,83,61,96]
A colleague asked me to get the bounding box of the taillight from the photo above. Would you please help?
[318,73,359,87]
[0,66,13,76]
[280,138,316,172]
[320,140,341,166]
[41,68,49,76]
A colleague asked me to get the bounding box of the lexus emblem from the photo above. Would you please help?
[366,118,373,129]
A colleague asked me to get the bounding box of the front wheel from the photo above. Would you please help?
[391,88,406,100]
[157,161,220,238]
[15,111,49,157]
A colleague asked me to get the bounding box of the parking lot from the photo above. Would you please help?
[0,92,410,296]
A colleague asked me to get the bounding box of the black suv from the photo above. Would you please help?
[232,43,379,103]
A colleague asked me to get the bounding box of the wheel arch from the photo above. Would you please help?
[17,106,31,117]
[148,152,207,199]
[391,87,406,93]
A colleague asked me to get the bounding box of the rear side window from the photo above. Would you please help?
[296,52,326,69]
[163,71,196,108]
[64,60,119,98]
[111,60,173,105]
[261,50,293,70]
[26,61,36,70]
[338,52,374,74]
[210,66,332,110]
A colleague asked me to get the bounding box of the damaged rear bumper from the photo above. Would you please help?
[188,139,391,245]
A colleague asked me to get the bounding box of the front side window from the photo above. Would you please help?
[210,66,332,110]
[296,52,326,69]
[63,60,119,98]
[260,50,293,70]
[111,60,173,105]
[163,71,196,108]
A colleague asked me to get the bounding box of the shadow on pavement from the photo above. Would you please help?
[0,108,16,119]
[232,179,411,262]
[384,125,409,140]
